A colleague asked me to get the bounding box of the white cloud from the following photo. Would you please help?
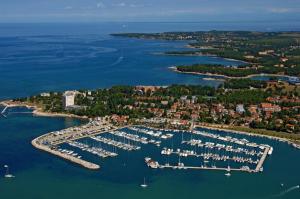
[112,2,126,7]
[64,6,73,10]
[268,8,291,13]
[97,2,105,8]
[129,4,144,8]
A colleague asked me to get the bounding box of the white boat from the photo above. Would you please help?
[225,172,231,177]
[145,157,159,169]
[140,177,148,188]
[4,165,15,178]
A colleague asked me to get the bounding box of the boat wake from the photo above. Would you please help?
[271,185,299,198]
[110,56,124,66]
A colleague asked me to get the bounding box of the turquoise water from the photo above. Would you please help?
[0,23,300,198]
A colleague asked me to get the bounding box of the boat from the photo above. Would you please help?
[145,157,159,169]
[140,177,148,188]
[225,172,231,177]
[4,165,15,178]
[268,147,273,155]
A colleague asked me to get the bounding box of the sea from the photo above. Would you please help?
[0,22,300,199]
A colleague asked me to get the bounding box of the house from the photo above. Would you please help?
[40,92,50,97]
[161,100,169,105]
[261,103,281,112]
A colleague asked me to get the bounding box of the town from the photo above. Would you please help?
[8,79,300,139]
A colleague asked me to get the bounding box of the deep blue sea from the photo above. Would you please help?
[0,22,300,199]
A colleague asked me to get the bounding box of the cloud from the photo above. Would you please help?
[96,2,105,8]
[268,8,291,13]
[129,4,144,8]
[64,6,73,10]
[112,2,126,7]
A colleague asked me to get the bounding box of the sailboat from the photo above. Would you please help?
[140,177,148,188]
[4,165,15,178]
[225,162,231,177]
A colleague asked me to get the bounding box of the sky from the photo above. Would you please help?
[0,0,300,23]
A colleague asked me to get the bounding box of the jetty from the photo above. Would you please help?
[31,120,117,170]
[255,146,270,172]
[32,137,100,170]
[159,164,252,172]
[1,105,8,117]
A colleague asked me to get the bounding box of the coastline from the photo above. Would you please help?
[169,66,293,80]
[0,100,88,120]
[166,52,249,64]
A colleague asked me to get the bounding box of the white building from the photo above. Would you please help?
[40,92,50,97]
[63,91,76,109]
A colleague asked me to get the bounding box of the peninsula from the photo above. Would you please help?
[112,31,300,79]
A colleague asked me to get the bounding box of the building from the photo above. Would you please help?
[40,92,50,97]
[63,91,76,109]
[236,104,245,114]
[261,103,281,112]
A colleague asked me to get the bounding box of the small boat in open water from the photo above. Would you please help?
[4,165,15,178]
[140,177,148,188]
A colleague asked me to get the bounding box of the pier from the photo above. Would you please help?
[1,106,8,117]
[68,141,118,158]
[31,120,117,170]
[32,138,100,170]
[158,164,252,172]
[91,135,141,151]
[255,147,270,172]
[161,148,259,164]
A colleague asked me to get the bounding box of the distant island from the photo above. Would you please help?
[112,31,300,79]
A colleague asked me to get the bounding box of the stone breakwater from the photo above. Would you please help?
[31,137,100,170]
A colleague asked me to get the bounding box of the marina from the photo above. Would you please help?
[31,119,273,173]
[90,135,141,151]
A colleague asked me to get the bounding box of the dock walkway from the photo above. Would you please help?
[255,147,269,172]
